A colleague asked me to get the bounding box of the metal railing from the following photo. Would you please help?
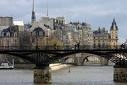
[0,45,126,51]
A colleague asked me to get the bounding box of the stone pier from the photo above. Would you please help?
[34,67,51,83]
[114,67,127,82]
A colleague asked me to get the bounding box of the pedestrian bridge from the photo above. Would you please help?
[0,45,127,67]
[0,45,127,83]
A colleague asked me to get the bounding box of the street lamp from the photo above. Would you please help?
[46,35,48,50]
[81,27,83,48]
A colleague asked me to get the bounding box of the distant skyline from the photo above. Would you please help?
[0,0,127,43]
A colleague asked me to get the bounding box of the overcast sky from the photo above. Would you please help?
[0,0,127,43]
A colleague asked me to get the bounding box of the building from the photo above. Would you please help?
[0,17,13,26]
[0,17,13,35]
[30,16,65,44]
[0,17,25,48]
[63,22,78,45]
[93,19,118,49]
[79,22,93,47]
[64,22,93,48]
[93,27,110,48]
[0,17,26,64]
[31,16,65,30]
[110,19,118,48]
[31,27,45,47]
[13,21,24,31]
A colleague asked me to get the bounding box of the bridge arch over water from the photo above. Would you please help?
[0,48,127,67]
[0,47,127,83]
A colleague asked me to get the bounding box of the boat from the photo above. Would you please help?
[0,59,14,69]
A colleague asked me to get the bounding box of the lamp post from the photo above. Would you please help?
[81,27,83,48]
[46,35,48,50]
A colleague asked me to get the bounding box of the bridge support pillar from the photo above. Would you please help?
[34,67,51,83]
[114,67,127,82]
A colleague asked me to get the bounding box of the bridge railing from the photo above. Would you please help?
[0,45,125,51]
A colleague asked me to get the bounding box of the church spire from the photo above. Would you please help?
[112,18,116,26]
[46,0,49,16]
[31,0,36,23]
[110,18,118,31]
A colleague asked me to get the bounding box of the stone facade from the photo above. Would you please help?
[64,22,93,47]
[0,17,13,26]
[114,68,127,82]
[0,26,20,48]
[34,67,51,83]
[93,19,118,49]
[110,19,118,48]
[0,17,25,64]
[93,27,110,48]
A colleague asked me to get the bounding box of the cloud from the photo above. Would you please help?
[0,0,127,43]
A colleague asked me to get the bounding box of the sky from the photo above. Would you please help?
[0,0,127,43]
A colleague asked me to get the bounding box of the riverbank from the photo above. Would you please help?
[50,63,71,71]
[14,63,71,71]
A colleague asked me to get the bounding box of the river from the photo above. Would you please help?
[0,66,126,85]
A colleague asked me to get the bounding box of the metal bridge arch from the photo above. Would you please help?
[0,48,126,68]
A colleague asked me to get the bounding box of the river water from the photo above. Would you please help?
[0,66,126,85]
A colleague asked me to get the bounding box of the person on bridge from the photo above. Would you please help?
[77,42,80,49]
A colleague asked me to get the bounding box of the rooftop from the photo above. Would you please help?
[13,21,24,26]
